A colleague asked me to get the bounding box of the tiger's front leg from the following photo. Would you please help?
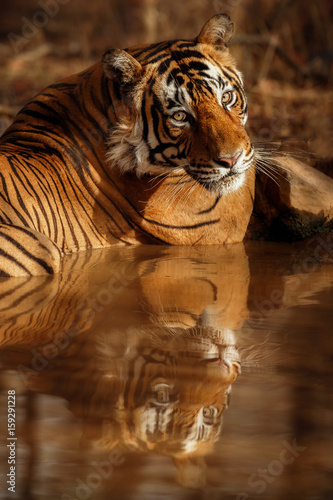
[0,224,62,277]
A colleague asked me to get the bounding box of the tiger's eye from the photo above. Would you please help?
[157,389,169,403]
[203,407,212,417]
[172,111,187,122]
[221,91,233,105]
[202,406,218,424]
[152,382,173,405]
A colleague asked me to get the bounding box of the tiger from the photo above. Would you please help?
[0,14,255,277]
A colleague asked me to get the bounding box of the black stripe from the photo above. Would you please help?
[0,171,31,227]
[171,49,208,62]
[177,41,197,49]
[167,68,185,87]
[143,217,220,230]
[27,158,59,242]
[197,195,221,215]
[141,94,149,142]
[8,224,38,240]
[0,213,12,224]
[8,144,101,250]
[0,171,10,201]
[225,66,242,80]
[0,277,51,313]
[20,108,62,128]
[149,53,171,68]
[197,278,218,301]
[0,247,30,275]
[32,205,43,233]
[47,83,77,91]
[8,157,52,234]
[151,95,162,140]
[0,230,55,274]
[131,41,173,62]
[22,152,73,247]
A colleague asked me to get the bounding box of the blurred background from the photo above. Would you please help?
[0,0,332,171]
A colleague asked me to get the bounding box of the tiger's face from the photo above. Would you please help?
[80,327,240,467]
[103,14,254,196]
[126,330,240,456]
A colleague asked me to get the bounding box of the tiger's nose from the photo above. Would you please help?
[215,151,242,168]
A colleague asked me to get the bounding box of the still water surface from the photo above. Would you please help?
[0,237,332,500]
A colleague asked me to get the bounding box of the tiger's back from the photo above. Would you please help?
[0,14,255,276]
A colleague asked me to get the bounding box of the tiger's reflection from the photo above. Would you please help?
[78,326,240,488]
[2,240,330,490]
[0,244,248,488]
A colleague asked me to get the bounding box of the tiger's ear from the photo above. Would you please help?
[102,49,144,85]
[196,14,234,47]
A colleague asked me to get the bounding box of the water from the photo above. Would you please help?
[0,237,332,500]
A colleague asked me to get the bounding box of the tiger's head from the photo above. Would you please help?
[78,326,240,489]
[103,14,254,196]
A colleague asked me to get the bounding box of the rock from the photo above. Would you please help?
[248,156,333,241]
